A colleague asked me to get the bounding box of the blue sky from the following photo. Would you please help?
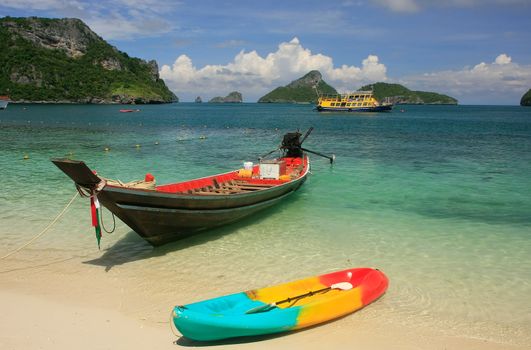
[1,0,531,104]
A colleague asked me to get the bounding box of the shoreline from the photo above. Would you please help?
[0,254,528,350]
[1,103,530,349]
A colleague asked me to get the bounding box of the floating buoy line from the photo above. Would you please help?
[15,134,212,160]
[3,119,282,160]
[14,128,280,159]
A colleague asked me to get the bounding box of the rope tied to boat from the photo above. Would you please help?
[0,191,79,260]
[170,308,183,338]
[76,179,112,248]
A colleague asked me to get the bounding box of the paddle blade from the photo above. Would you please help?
[245,302,277,314]
[330,282,353,290]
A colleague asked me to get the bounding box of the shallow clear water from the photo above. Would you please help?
[1,103,530,344]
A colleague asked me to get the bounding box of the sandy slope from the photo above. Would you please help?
[0,256,526,350]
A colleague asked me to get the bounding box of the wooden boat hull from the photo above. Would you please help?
[52,156,309,246]
[172,267,388,341]
[97,180,305,245]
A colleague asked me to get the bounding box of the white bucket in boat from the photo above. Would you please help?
[243,161,253,170]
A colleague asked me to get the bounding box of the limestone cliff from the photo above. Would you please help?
[0,16,177,104]
[258,71,336,103]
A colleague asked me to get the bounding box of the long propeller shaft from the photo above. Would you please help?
[301,147,335,163]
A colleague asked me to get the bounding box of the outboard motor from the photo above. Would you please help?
[260,127,334,163]
[281,131,303,158]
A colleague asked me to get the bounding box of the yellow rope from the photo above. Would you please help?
[0,191,79,260]
[169,309,181,338]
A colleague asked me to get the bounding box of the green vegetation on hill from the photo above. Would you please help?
[209,91,243,103]
[258,70,336,103]
[258,71,455,105]
[520,89,531,106]
[359,82,457,105]
[0,17,176,103]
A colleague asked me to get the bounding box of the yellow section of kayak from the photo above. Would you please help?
[295,287,363,328]
[246,276,324,307]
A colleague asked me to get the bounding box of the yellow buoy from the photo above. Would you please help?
[279,174,291,181]
[104,147,110,152]
[237,169,252,178]
[23,154,29,160]
[155,141,159,145]
[199,136,207,140]
[135,144,141,148]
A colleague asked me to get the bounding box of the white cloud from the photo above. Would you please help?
[372,0,531,12]
[372,0,419,13]
[0,0,72,10]
[85,12,174,41]
[215,40,246,49]
[160,38,388,101]
[400,54,531,104]
[0,0,181,40]
[494,53,511,65]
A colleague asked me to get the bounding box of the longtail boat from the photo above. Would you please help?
[0,95,10,110]
[52,129,334,246]
[172,267,388,341]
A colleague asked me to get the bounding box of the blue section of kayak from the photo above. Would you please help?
[173,292,301,341]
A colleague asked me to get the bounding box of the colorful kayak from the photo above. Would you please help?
[172,267,388,341]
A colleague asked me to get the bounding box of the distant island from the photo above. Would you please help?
[258,70,457,105]
[208,91,243,103]
[359,82,457,105]
[258,70,336,104]
[0,17,176,104]
[0,18,461,106]
[521,89,531,106]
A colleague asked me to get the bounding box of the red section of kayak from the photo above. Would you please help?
[318,267,389,306]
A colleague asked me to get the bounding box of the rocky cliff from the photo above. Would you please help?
[258,70,337,103]
[520,89,531,106]
[0,17,177,104]
[208,91,243,103]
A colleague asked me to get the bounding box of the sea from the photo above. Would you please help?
[1,103,530,345]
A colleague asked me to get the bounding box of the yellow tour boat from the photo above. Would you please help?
[316,91,392,112]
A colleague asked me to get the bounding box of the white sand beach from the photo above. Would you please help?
[1,252,527,350]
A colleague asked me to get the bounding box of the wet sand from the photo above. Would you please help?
[0,254,527,350]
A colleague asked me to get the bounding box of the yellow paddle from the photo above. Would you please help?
[245,282,353,314]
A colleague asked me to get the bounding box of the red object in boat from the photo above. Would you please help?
[145,173,155,182]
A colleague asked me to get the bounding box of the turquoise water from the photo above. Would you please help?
[1,103,531,344]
